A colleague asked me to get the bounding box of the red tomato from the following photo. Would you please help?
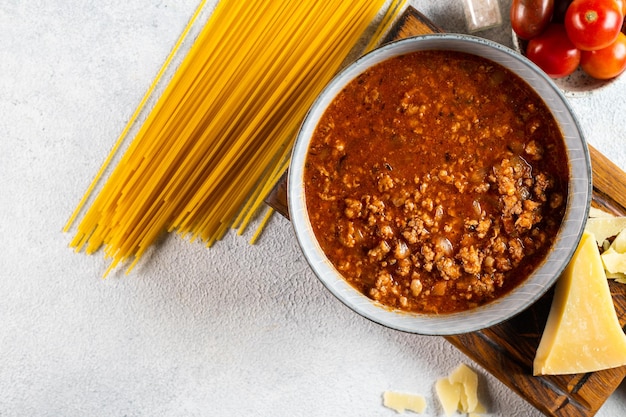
[581,32,626,78]
[614,0,626,14]
[565,0,624,50]
[511,0,555,39]
[527,24,582,77]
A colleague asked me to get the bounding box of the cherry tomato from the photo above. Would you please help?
[614,0,626,15]
[527,24,581,77]
[553,0,574,22]
[581,32,626,78]
[511,0,555,39]
[565,0,624,50]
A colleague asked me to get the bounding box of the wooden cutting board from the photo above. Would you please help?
[266,6,626,416]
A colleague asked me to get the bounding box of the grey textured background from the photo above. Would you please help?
[1,1,625,416]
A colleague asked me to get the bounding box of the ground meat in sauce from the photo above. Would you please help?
[304,50,569,314]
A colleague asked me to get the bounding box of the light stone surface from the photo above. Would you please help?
[1,1,625,416]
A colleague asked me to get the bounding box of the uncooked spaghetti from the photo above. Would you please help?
[65,0,406,275]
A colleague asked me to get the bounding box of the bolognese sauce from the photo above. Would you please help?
[304,50,568,314]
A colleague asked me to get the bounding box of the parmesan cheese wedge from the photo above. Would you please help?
[435,364,485,416]
[533,231,626,375]
[382,391,427,414]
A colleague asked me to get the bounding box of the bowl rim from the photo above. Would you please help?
[288,33,592,335]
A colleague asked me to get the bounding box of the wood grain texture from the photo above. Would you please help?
[589,144,626,215]
[266,6,626,416]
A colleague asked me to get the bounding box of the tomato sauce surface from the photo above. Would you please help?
[304,50,569,314]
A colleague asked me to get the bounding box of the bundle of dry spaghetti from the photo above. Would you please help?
[65,0,407,275]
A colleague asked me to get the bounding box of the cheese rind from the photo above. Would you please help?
[533,231,626,375]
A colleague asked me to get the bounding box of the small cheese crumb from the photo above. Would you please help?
[435,364,485,416]
[607,271,626,283]
[435,378,461,416]
[611,228,626,253]
[602,247,626,274]
[600,227,626,275]
[584,210,626,280]
[588,206,616,218]
[585,216,626,247]
[449,363,479,412]
[382,391,426,414]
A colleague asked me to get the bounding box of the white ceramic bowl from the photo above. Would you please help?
[288,34,592,335]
